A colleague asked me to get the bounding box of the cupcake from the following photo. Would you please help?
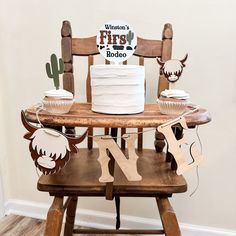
[42,89,74,114]
[157,89,190,115]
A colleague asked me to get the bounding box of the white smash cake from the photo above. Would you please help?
[42,89,74,114]
[157,89,190,115]
[90,65,145,114]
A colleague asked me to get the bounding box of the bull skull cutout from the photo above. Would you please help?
[158,115,203,175]
[21,111,87,175]
[157,54,188,83]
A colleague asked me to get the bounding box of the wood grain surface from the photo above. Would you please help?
[37,149,187,196]
[71,36,162,58]
[0,215,46,236]
[25,103,211,128]
[0,214,160,236]
[0,215,139,236]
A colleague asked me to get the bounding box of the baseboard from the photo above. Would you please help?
[4,199,236,236]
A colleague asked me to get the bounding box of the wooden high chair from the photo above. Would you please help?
[37,21,187,236]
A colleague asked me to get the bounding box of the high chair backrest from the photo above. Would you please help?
[61,20,172,150]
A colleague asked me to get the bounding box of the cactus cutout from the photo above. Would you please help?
[46,54,64,90]
[126,30,134,45]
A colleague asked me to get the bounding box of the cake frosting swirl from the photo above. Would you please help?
[44,89,73,99]
[158,89,190,115]
[160,89,190,100]
[43,89,74,114]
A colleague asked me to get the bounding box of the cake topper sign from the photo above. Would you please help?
[97,20,137,63]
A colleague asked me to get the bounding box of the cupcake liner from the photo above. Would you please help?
[42,98,74,114]
[157,99,189,115]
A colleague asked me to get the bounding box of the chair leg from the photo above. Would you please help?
[64,197,78,236]
[44,196,64,236]
[156,197,182,236]
[154,130,166,152]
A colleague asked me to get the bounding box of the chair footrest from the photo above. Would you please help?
[38,148,187,196]
[73,228,164,234]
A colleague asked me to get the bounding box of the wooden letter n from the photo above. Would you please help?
[94,133,142,183]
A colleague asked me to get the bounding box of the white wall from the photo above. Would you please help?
[0,37,8,217]
[0,88,6,217]
[1,0,236,232]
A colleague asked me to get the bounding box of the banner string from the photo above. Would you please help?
[34,103,199,139]
[189,125,202,197]
[34,103,45,178]
[35,103,45,128]
[35,167,40,177]
[159,105,199,129]
[87,105,200,139]
[87,128,157,139]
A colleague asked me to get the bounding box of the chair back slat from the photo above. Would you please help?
[139,56,145,92]
[88,127,93,150]
[71,37,162,58]
[137,56,145,150]
[86,55,94,103]
[137,128,143,151]
[121,129,126,150]
[72,37,99,56]
[158,23,173,96]
[134,38,162,58]
[120,60,128,148]
[87,55,94,149]
[104,128,109,135]
[103,60,111,138]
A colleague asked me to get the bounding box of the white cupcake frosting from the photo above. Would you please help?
[160,89,190,100]
[44,89,73,99]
